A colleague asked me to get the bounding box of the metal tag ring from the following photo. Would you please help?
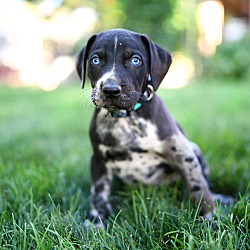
[146,84,154,101]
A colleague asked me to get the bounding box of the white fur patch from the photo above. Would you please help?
[93,37,119,98]
[95,37,119,90]
[96,69,117,89]
[114,36,118,56]
[97,111,178,184]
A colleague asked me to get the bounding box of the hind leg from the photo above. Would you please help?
[190,142,210,180]
[165,134,216,220]
[191,142,234,206]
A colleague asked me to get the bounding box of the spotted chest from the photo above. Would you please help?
[95,110,176,184]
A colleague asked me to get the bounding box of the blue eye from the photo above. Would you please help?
[131,56,142,66]
[91,56,100,66]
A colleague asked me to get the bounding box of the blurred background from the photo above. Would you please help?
[0,0,249,91]
[0,2,250,243]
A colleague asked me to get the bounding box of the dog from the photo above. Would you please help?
[76,29,232,228]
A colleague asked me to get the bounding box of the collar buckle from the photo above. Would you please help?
[144,84,154,101]
[111,110,129,118]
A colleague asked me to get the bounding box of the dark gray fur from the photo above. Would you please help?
[76,29,232,228]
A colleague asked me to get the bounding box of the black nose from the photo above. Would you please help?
[101,82,122,97]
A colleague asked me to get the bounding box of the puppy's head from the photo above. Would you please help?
[76,29,172,111]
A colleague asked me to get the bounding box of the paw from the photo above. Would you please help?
[203,212,225,229]
[213,193,234,205]
[84,219,105,230]
[203,193,234,228]
[83,209,107,230]
[203,211,214,222]
[203,195,232,230]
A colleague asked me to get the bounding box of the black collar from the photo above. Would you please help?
[111,102,142,118]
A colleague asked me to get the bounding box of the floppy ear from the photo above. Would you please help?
[76,35,97,89]
[141,35,172,91]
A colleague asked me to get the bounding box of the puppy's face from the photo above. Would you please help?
[87,30,150,111]
[77,29,172,112]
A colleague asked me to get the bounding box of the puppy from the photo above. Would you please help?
[76,29,232,228]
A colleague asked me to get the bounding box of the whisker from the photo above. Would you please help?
[130,90,142,96]
[78,87,93,109]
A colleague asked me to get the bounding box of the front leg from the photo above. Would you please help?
[87,155,113,228]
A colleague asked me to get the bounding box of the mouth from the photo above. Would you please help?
[93,100,136,112]
[91,90,141,112]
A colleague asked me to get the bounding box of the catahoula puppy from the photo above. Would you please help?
[76,29,232,228]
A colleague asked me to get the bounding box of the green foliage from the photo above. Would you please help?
[0,82,249,249]
[203,35,250,80]
[119,0,176,46]
[92,0,197,51]
[27,0,198,54]
[63,0,96,9]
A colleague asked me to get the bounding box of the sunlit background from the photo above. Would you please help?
[0,0,249,91]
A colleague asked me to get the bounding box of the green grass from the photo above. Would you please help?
[0,80,249,249]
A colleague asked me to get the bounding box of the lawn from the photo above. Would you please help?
[0,80,249,249]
